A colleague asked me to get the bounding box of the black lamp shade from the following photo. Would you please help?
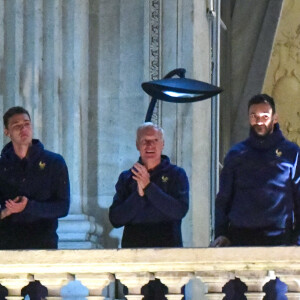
[142,78,222,103]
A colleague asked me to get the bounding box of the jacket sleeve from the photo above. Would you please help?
[292,151,300,244]
[11,156,70,222]
[109,172,145,228]
[214,154,235,239]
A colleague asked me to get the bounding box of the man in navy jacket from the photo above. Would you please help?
[211,94,300,299]
[0,106,70,249]
[109,122,189,299]
[212,94,300,247]
[109,122,189,248]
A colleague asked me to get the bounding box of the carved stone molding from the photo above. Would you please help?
[149,0,161,124]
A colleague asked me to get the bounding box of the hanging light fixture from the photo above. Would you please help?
[141,68,222,122]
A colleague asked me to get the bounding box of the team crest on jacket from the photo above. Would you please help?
[161,176,168,183]
[275,149,282,157]
[39,161,46,170]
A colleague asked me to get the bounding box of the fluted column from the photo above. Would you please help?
[195,271,231,300]
[57,0,103,249]
[115,272,154,300]
[3,0,23,109]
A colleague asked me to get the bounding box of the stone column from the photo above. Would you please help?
[56,0,103,249]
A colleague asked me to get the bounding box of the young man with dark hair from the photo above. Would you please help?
[211,94,300,299]
[0,106,70,249]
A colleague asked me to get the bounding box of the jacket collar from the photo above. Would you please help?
[247,123,284,150]
[137,155,170,173]
[1,139,44,162]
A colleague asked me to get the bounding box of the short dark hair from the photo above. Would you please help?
[248,94,276,114]
[3,106,31,129]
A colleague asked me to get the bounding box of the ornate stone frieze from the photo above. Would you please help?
[149,0,161,124]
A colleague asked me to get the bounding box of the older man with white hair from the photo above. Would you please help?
[109,122,189,248]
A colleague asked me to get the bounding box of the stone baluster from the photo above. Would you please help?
[115,272,154,300]
[195,271,231,300]
[33,273,71,299]
[155,272,192,300]
[276,274,300,299]
[0,274,29,300]
[235,270,274,300]
[75,273,114,299]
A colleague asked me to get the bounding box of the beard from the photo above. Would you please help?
[250,123,274,138]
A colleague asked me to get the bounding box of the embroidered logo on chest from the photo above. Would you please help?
[161,176,168,183]
[275,149,282,157]
[39,161,46,170]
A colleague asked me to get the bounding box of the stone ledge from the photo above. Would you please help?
[0,247,298,274]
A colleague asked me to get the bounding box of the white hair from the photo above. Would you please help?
[136,122,164,142]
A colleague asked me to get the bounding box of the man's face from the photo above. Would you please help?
[136,127,164,167]
[248,102,277,137]
[4,113,33,147]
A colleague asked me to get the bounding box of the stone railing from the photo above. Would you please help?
[1,247,300,299]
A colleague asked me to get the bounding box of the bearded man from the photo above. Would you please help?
[211,94,300,300]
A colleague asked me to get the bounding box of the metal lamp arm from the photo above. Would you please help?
[144,68,186,122]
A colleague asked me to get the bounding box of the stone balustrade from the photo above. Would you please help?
[0,247,299,299]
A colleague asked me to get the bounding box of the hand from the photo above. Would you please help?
[131,163,150,196]
[210,235,231,247]
[0,208,12,219]
[5,196,28,214]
